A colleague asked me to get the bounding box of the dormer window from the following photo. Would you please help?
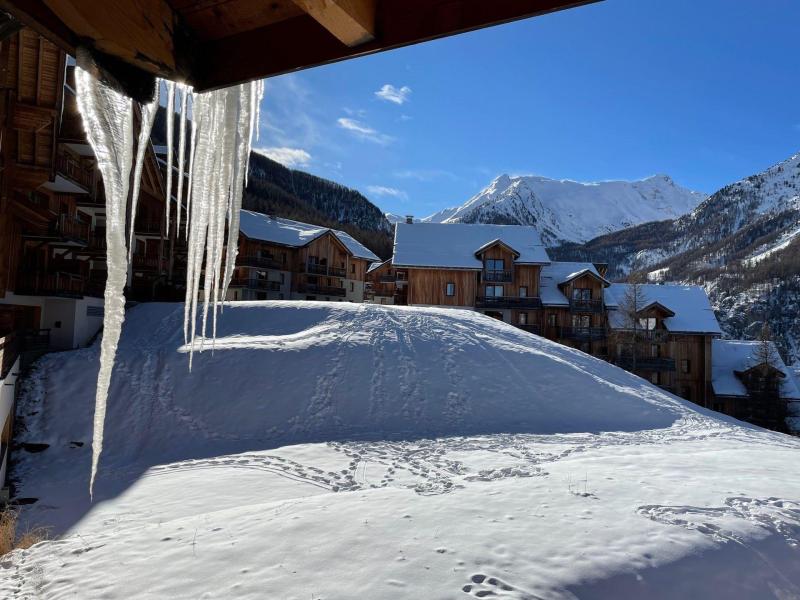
[572,288,591,300]
[485,258,504,271]
[638,317,656,330]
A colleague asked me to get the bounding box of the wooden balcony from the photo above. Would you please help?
[132,255,167,272]
[634,329,670,343]
[16,271,89,298]
[238,255,285,270]
[569,298,604,313]
[297,283,346,297]
[23,214,90,245]
[476,296,542,309]
[483,270,513,283]
[229,278,282,292]
[134,219,163,236]
[615,356,676,372]
[558,326,607,341]
[56,154,93,189]
[305,263,346,277]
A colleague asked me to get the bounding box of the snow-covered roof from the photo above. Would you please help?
[238,210,379,261]
[39,175,88,194]
[367,260,386,274]
[540,262,604,306]
[712,339,800,399]
[605,284,722,335]
[392,222,550,269]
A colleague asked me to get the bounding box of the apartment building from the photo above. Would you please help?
[227,211,379,302]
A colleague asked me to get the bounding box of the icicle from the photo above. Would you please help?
[74,49,135,498]
[184,95,197,242]
[182,81,261,366]
[127,84,158,266]
[175,85,189,234]
[164,80,175,237]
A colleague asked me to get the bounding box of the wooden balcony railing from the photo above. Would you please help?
[483,270,513,283]
[634,329,670,343]
[16,271,87,298]
[558,326,607,341]
[305,263,346,277]
[297,283,346,297]
[56,154,93,189]
[569,298,604,313]
[132,255,166,272]
[237,255,285,270]
[476,296,542,309]
[615,355,676,372]
[134,220,163,235]
[229,278,282,292]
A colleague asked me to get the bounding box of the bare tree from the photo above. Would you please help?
[612,275,648,371]
[753,323,780,369]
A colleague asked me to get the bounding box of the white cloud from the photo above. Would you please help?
[253,147,312,168]
[375,84,412,105]
[336,117,394,145]
[367,185,408,200]
[393,168,459,182]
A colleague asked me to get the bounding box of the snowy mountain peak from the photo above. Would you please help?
[423,173,706,246]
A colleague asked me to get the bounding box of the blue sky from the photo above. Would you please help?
[256,0,800,218]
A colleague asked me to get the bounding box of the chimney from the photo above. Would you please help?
[405,215,413,224]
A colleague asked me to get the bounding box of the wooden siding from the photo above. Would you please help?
[514,265,541,297]
[408,268,477,306]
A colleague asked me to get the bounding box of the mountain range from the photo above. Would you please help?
[404,173,706,246]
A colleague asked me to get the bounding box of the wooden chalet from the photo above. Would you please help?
[230,210,379,302]
[711,339,800,432]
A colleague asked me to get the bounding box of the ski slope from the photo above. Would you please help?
[4,302,800,599]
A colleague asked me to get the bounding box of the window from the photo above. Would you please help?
[518,312,528,325]
[572,288,591,300]
[350,282,355,292]
[650,344,659,358]
[650,372,660,385]
[233,291,238,300]
[485,258,504,271]
[548,313,557,327]
[351,263,356,274]
[280,273,285,284]
[572,314,590,328]
[485,285,504,297]
[445,282,456,296]
[519,286,528,298]
[680,359,691,374]
[638,317,656,330]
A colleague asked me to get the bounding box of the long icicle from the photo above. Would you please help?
[75,49,135,498]
[164,80,175,238]
[175,85,189,235]
[127,83,158,265]
[184,93,197,242]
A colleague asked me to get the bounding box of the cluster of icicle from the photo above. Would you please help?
[74,49,263,496]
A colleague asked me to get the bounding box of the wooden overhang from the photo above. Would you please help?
[1,0,599,98]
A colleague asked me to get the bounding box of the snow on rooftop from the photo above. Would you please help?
[238,210,379,262]
[605,284,722,335]
[392,222,549,269]
[540,261,604,306]
[366,260,386,274]
[712,339,800,400]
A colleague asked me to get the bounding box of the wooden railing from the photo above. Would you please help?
[229,278,282,292]
[16,271,86,297]
[476,296,542,309]
[306,263,346,277]
[615,355,676,372]
[238,255,285,270]
[56,154,93,189]
[56,214,90,243]
[132,255,166,271]
[483,270,513,283]
[558,326,607,341]
[297,283,346,297]
[634,329,670,343]
[569,298,604,313]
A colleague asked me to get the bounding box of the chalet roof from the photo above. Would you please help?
[239,210,379,262]
[474,239,520,259]
[367,260,386,274]
[392,223,549,269]
[540,262,604,307]
[712,339,800,400]
[605,284,722,335]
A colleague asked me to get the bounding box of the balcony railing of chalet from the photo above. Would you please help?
[16,271,86,298]
[238,255,285,270]
[305,263,346,277]
[483,270,513,283]
[615,355,676,372]
[132,255,166,272]
[569,298,604,313]
[229,278,282,292]
[378,275,397,283]
[633,329,669,343]
[476,296,542,309]
[134,220,163,235]
[515,323,541,335]
[20,329,51,352]
[56,154,93,189]
[558,326,607,341]
[56,215,90,243]
[297,283,346,297]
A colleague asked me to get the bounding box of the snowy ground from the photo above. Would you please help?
[2,302,800,599]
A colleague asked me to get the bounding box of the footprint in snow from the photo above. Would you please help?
[462,573,543,599]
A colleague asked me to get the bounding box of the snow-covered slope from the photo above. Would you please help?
[423,174,705,245]
[5,302,800,599]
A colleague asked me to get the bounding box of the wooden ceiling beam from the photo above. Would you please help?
[291,0,375,47]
